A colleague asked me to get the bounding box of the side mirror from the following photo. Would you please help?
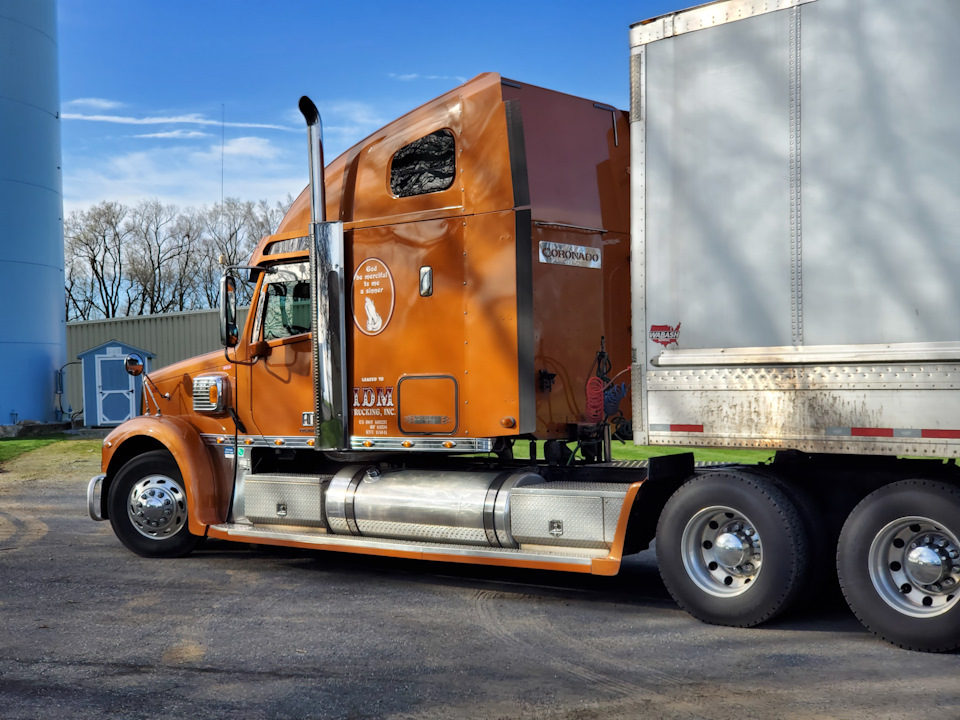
[124,353,144,377]
[220,275,239,347]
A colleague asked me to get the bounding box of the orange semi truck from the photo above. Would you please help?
[89,0,960,653]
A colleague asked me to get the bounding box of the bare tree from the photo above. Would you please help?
[63,201,131,320]
[63,196,292,320]
[124,200,192,315]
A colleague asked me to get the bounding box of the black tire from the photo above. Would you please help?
[762,471,843,611]
[107,450,201,558]
[656,470,809,627]
[837,480,960,652]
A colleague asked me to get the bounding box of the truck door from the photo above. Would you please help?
[245,259,315,439]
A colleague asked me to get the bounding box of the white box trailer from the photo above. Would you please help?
[630,0,960,458]
[627,0,960,652]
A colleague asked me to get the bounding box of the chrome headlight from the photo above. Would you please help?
[193,374,228,413]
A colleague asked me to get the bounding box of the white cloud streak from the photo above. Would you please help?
[62,111,296,132]
[63,97,124,110]
[134,129,211,139]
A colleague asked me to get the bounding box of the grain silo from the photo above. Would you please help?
[0,0,67,429]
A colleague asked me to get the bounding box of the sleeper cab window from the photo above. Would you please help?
[390,129,456,198]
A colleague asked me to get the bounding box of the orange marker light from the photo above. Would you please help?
[216,437,225,444]
[363,440,374,447]
[443,441,456,449]
[307,439,315,446]
[500,417,517,429]
[401,441,414,448]
[244,438,253,445]
[274,438,284,446]
[208,385,218,405]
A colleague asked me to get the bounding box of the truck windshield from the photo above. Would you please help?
[259,261,311,341]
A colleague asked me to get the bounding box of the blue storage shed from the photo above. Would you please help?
[78,340,155,427]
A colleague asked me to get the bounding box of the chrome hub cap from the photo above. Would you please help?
[127,475,187,540]
[681,506,762,597]
[868,516,960,618]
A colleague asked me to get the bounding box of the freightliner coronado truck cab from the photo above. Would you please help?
[89,0,960,654]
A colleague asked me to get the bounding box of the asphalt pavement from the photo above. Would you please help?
[1,443,958,719]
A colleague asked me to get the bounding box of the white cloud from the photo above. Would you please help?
[388,72,467,83]
[63,97,124,111]
[62,111,296,132]
[62,141,305,215]
[134,129,211,139]
[217,137,280,160]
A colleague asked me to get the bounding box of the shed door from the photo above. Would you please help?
[96,354,135,426]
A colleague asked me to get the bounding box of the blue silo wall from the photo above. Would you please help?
[0,0,67,424]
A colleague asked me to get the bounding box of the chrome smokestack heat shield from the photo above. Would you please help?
[299,96,348,450]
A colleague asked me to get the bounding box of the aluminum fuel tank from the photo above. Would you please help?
[325,466,543,547]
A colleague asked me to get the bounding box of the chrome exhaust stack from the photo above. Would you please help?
[299,96,348,450]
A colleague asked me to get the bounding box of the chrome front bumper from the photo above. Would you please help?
[87,474,106,521]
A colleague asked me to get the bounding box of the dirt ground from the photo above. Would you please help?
[1,440,959,719]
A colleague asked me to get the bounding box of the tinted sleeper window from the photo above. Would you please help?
[390,130,455,198]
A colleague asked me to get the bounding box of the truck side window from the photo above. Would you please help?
[390,129,456,198]
[259,262,311,341]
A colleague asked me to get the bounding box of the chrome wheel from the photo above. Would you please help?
[681,505,762,598]
[868,516,960,619]
[126,474,188,540]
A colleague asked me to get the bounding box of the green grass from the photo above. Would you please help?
[0,434,71,463]
[510,440,773,465]
[0,434,772,468]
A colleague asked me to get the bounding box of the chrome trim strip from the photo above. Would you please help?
[311,221,348,451]
[630,0,817,46]
[87,474,106,521]
[210,523,600,565]
[349,436,494,452]
[653,342,960,368]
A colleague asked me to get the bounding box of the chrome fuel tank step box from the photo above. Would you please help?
[244,474,331,528]
[509,482,629,550]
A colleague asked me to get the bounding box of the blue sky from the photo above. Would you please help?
[58,1,689,214]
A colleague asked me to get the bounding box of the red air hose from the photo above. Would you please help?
[585,376,605,423]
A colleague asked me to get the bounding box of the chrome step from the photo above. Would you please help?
[209,522,606,567]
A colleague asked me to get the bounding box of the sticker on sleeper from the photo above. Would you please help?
[351,258,395,336]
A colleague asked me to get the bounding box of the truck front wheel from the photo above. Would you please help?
[837,480,960,652]
[656,471,809,627]
[107,450,201,558]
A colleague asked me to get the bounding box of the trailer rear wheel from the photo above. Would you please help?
[656,471,808,627]
[107,450,200,558]
[837,480,960,652]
